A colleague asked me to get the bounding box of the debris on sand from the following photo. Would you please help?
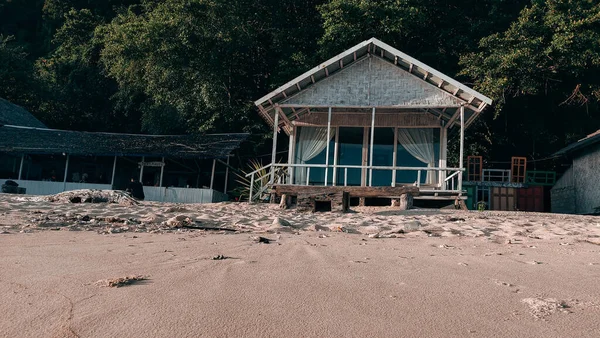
[522,297,570,319]
[95,275,147,288]
[44,189,139,206]
[212,255,229,260]
[251,236,272,244]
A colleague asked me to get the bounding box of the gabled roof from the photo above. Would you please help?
[254,38,492,134]
[553,129,600,157]
[0,125,248,159]
[0,98,46,128]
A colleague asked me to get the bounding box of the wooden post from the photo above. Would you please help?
[63,154,70,192]
[224,156,229,193]
[344,168,348,187]
[287,126,294,184]
[249,174,254,202]
[18,155,24,180]
[361,127,369,187]
[324,107,332,186]
[332,126,339,186]
[289,125,296,184]
[159,157,165,188]
[270,107,280,185]
[458,105,465,192]
[439,125,448,190]
[369,107,375,186]
[392,127,398,187]
[210,159,216,190]
[139,156,145,183]
[110,156,117,187]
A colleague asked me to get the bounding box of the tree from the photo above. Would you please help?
[460,0,600,163]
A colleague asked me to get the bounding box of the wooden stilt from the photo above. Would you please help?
[224,156,229,193]
[110,156,117,187]
[369,107,375,186]
[458,105,465,192]
[18,155,24,180]
[139,156,145,183]
[324,107,332,186]
[159,157,165,188]
[210,159,216,190]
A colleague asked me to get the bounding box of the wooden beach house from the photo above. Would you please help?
[248,38,492,208]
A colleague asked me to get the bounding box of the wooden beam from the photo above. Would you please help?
[353,51,357,61]
[296,83,301,91]
[110,156,117,187]
[392,127,398,187]
[139,156,144,182]
[18,155,24,180]
[224,156,230,193]
[325,68,329,77]
[274,185,420,198]
[409,63,413,73]
[339,59,344,68]
[324,107,332,186]
[458,106,465,192]
[210,159,216,190]
[332,126,339,186]
[369,107,375,187]
[159,157,165,188]
[310,75,315,84]
[438,80,444,88]
[423,72,429,80]
[270,107,280,184]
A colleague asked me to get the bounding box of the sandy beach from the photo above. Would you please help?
[1,193,600,337]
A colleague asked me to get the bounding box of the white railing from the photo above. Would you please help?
[244,163,464,203]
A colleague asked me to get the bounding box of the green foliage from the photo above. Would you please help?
[234,159,287,202]
[0,35,39,108]
[1,0,600,170]
[461,0,600,109]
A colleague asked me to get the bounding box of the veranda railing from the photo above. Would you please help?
[244,163,465,203]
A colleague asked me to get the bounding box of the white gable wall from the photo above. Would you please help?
[282,56,463,108]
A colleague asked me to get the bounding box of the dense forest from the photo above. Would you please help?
[1,0,600,170]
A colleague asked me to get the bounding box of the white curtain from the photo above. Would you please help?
[397,128,436,185]
[294,127,336,184]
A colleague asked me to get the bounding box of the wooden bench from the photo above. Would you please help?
[273,185,420,212]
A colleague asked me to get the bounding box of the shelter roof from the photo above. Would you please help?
[255,38,492,135]
[553,129,600,157]
[0,125,248,159]
[0,98,46,128]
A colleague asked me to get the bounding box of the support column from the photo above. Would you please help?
[289,125,296,184]
[224,156,229,193]
[159,157,165,187]
[139,156,145,183]
[439,125,448,190]
[332,126,339,186]
[369,107,375,186]
[270,107,280,184]
[63,154,70,192]
[361,127,369,187]
[210,159,216,190]
[18,155,24,180]
[392,127,398,187]
[110,156,117,187]
[324,107,332,186]
[458,105,465,192]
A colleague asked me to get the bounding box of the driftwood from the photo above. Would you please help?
[44,189,139,205]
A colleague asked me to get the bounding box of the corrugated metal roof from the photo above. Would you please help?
[553,129,600,157]
[0,125,248,159]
